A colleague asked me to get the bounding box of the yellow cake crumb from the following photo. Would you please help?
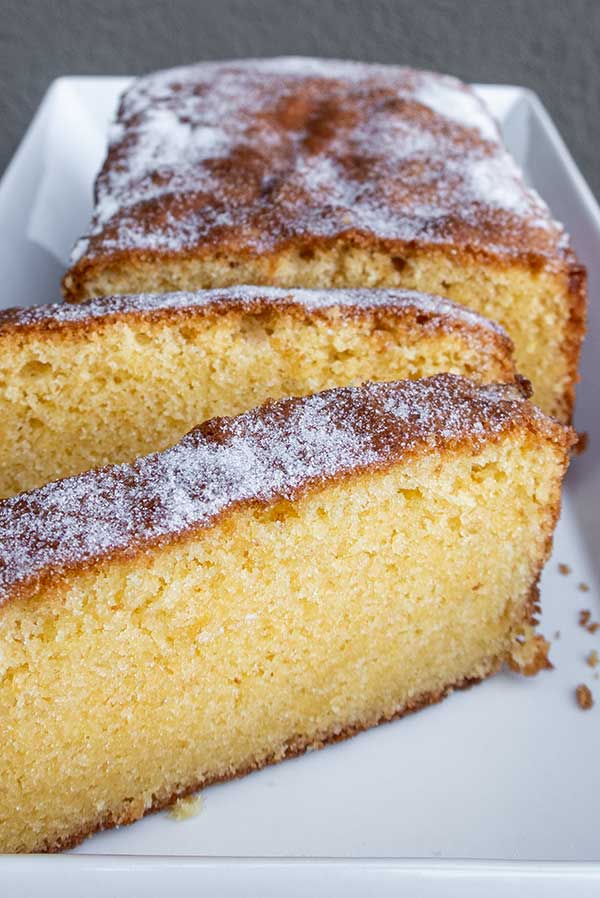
[0,378,571,852]
[0,289,516,498]
[65,248,582,421]
[168,794,203,821]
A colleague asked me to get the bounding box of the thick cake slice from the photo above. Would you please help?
[0,285,516,497]
[0,375,573,853]
[62,58,586,421]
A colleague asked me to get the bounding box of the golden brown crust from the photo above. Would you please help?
[0,285,513,360]
[506,582,553,676]
[62,58,574,302]
[561,262,588,422]
[0,376,574,609]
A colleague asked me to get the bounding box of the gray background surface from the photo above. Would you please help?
[1,0,598,195]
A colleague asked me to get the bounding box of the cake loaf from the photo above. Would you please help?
[0,285,516,497]
[0,375,573,852]
[62,58,586,421]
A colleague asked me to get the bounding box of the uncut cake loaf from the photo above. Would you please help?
[0,285,516,497]
[62,58,586,421]
[0,375,573,853]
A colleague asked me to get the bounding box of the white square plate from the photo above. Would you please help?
[1,78,599,896]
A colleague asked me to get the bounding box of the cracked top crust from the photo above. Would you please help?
[65,57,572,280]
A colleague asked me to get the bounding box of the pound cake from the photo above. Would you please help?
[62,58,586,421]
[0,285,517,498]
[0,375,573,853]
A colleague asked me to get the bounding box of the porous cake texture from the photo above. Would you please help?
[0,285,516,497]
[0,375,573,852]
[62,57,586,421]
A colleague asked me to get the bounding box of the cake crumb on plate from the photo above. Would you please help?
[575,684,594,710]
[578,610,599,633]
[168,794,203,821]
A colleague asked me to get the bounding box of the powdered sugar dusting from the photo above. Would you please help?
[413,75,499,141]
[69,58,567,268]
[0,285,506,338]
[465,154,544,220]
[94,110,232,228]
[0,375,554,605]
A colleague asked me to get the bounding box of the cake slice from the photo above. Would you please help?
[62,58,586,421]
[0,375,573,853]
[0,285,516,498]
